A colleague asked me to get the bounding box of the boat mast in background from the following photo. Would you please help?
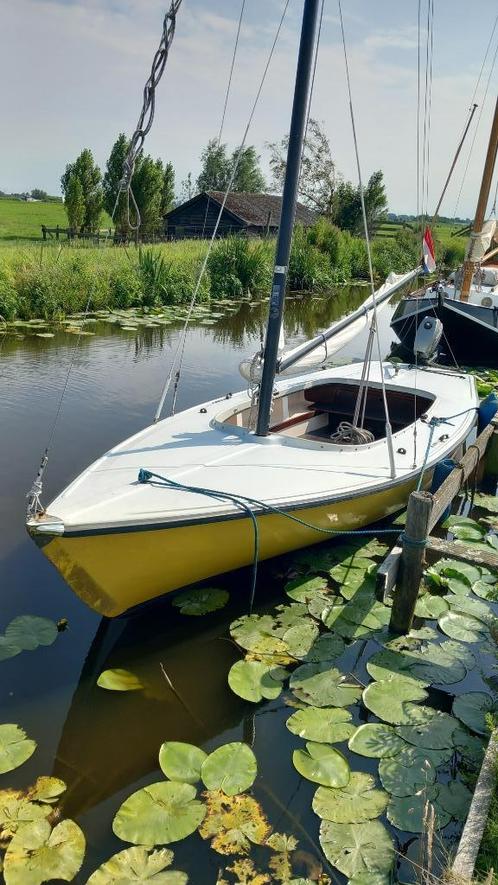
[256,0,320,437]
[460,95,498,301]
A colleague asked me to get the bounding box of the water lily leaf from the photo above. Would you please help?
[437,780,472,821]
[228,661,286,703]
[198,790,270,856]
[267,832,297,883]
[312,773,388,823]
[4,819,85,885]
[4,616,57,651]
[335,572,377,602]
[474,493,498,514]
[292,742,350,788]
[113,782,205,845]
[386,788,449,833]
[86,846,187,884]
[392,742,453,769]
[411,643,467,685]
[0,790,52,840]
[0,637,21,662]
[27,777,66,804]
[286,707,354,743]
[97,669,143,692]
[476,565,497,584]
[453,691,495,735]
[319,820,394,878]
[362,680,427,725]
[224,857,271,884]
[378,755,436,797]
[201,743,257,796]
[442,561,481,588]
[0,724,36,774]
[290,664,362,708]
[296,632,345,663]
[272,603,310,634]
[453,728,485,767]
[396,710,459,750]
[365,649,428,687]
[445,594,495,623]
[284,575,329,602]
[172,588,229,616]
[348,724,406,758]
[229,615,290,662]
[347,874,391,885]
[158,742,207,785]
[265,832,298,852]
[414,594,449,619]
[282,621,319,658]
[443,516,485,541]
[438,611,489,642]
[472,580,498,601]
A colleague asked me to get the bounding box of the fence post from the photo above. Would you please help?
[389,491,432,634]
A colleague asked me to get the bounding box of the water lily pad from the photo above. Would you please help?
[5,616,57,651]
[392,742,453,769]
[27,777,66,804]
[312,773,388,823]
[0,724,36,774]
[4,819,85,885]
[386,788,449,833]
[201,743,257,796]
[172,588,229,616]
[438,611,489,642]
[362,679,428,725]
[290,664,362,708]
[474,493,498,514]
[286,707,354,743]
[443,516,485,541]
[198,790,270,855]
[284,574,328,602]
[453,728,485,766]
[282,620,319,658]
[412,643,467,685]
[378,755,436,797]
[453,691,495,735]
[113,782,205,845]
[414,594,449,619]
[296,632,345,663]
[229,615,290,661]
[319,820,394,878]
[97,669,143,692]
[0,637,21,662]
[228,660,286,703]
[445,594,494,623]
[472,580,498,601]
[293,742,350,788]
[348,874,391,885]
[437,780,472,821]
[366,649,428,687]
[0,791,51,840]
[86,846,187,884]
[336,572,377,602]
[159,742,207,784]
[348,723,406,758]
[396,710,459,750]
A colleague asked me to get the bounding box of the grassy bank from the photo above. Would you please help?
[0,221,466,321]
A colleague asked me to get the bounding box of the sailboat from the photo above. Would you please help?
[391,96,498,365]
[26,0,479,617]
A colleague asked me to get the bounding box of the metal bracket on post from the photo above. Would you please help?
[389,491,433,634]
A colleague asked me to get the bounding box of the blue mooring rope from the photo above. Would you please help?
[137,468,400,612]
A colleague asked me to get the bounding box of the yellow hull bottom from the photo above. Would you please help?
[38,480,417,617]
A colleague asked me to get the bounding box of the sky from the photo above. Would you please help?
[0,0,497,216]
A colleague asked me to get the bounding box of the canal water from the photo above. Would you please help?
[0,290,488,882]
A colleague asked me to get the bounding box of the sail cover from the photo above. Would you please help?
[466,216,497,263]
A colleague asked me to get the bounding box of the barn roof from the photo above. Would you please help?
[166,192,317,227]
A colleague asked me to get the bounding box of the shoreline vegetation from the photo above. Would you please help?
[0,219,466,323]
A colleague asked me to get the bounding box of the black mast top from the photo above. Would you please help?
[255,0,320,436]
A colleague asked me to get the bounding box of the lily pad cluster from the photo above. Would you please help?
[0,615,59,663]
[0,775,86,885]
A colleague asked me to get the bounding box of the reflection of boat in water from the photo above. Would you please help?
[54,610,245,818]
[392,96,498,365]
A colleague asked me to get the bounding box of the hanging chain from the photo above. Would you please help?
[113,0,183,230]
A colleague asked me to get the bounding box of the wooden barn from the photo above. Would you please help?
[164,191,316,239]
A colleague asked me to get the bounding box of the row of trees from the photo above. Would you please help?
[62,119,388,237]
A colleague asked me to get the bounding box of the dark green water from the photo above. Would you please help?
[0,290,493,883]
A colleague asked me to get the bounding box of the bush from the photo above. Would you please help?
[208,237,272,298]
[288,225,334,291]
[0,266,19,320]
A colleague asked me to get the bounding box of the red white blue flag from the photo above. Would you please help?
[422,227,436,273]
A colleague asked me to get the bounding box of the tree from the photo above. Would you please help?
[61,149,103,232]
[161,162,175,215]
[64,174,85,232]
[196,139,230,192]
[267,118,338,214]
[332,170,388,237]
[363,170,388,235]
[180,172,194,203]
[230,145,266,192]
[30,188,48,201]
[132,156,165,234]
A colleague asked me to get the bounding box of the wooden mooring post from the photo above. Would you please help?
[387,415,498,634]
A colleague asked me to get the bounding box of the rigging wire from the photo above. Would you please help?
[337,0,396,477]
[201,0,246,238]
[155,0,291,422]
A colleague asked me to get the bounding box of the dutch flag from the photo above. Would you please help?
[422,227,436,273]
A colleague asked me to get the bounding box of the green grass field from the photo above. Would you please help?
[0,198,113,243]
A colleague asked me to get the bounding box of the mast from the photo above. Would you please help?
[460,95,498,301]
[255,0,320,436]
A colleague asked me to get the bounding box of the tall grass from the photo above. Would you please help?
[0,218,461,321]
